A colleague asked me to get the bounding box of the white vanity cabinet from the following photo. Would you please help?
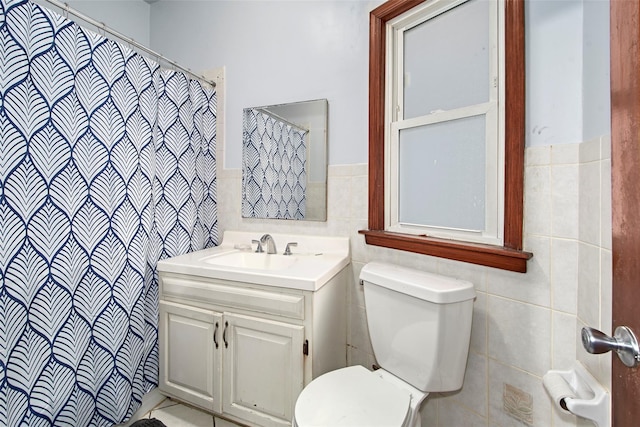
[157,266,348,427]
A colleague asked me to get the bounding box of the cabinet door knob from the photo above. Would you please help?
[223,321,229,348]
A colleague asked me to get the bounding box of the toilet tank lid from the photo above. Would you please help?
[360,262,476,303]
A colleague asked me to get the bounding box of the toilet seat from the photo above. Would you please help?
[294,366,411,427]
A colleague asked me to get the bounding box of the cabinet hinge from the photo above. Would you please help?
[303,339,309,356]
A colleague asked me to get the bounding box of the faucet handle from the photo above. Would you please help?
[283,242,298,256]
[251,239,264,253]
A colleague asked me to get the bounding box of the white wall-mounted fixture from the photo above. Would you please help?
[543,362,609,427]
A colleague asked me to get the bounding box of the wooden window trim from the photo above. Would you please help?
[360,0,532,273]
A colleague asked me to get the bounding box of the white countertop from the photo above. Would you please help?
[157,231,351,291]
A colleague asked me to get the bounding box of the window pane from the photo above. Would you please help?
[403,0,490,119]
[398,115,486,231]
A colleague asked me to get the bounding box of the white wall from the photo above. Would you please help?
[150,0,378,168]
[583,0,611,141]
[149,0,609,164]
[36,0,152,47]
[526,0,611,146]
[526,0,584,146]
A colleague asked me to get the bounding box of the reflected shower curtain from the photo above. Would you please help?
[242,109,306,219]
[0,1,217,425]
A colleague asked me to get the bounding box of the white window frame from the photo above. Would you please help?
[384,0,505,246]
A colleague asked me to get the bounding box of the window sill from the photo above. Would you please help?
[358,230,532,273]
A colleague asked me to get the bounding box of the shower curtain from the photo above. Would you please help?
[242,108,307,220]
[0,1,217,425]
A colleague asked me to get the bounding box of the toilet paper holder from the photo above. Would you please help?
[543,362,609,427]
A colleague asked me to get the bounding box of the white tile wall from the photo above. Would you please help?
[488,295,552,377]
[577,136,613,394]
[215,138,612,426]
[551,238,579,314]
[487,359,552,426]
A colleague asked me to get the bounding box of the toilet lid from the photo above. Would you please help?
[294,366,410,426]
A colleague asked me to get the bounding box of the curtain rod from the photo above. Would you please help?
[255,108,309,133]
[39,0,216,88]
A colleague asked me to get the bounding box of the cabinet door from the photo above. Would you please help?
[222,313,304,427]
[159,301,222,412]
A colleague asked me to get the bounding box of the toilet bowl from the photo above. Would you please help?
[293,262,476,427]
[294,366,427,427]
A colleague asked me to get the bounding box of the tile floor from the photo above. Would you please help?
[141,398,242,427]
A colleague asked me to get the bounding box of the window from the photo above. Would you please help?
[361,0,532,273]
[389,0,500,244]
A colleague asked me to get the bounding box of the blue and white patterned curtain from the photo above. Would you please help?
[242,108,306,220]
[0,1,217,425]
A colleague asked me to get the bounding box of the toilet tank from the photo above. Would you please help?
[360,262,475,392]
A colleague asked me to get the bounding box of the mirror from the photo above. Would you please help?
[242,99,328,221]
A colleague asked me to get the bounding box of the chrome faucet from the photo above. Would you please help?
[259,234,277,254]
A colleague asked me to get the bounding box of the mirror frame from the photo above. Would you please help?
[359,0,532,273]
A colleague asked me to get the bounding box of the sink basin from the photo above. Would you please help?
[156,231,351,291]
[202,252,297,271]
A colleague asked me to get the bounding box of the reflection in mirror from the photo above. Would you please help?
[242,99,328,221]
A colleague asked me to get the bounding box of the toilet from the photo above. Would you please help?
[293,261,476,427]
